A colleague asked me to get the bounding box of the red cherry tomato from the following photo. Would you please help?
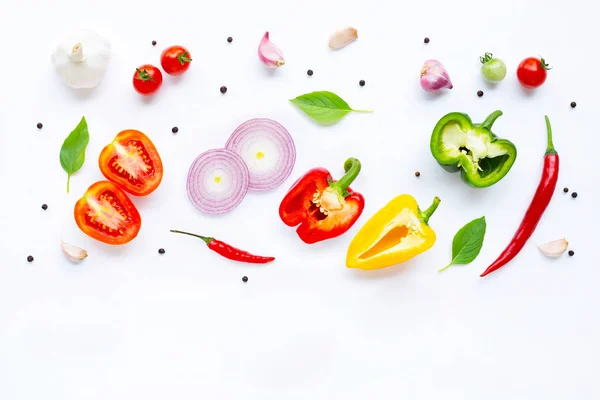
[517,57,551,89]
[133,65,163,95]
[160,45,192,75]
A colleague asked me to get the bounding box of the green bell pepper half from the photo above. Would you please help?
[430,110,517,188]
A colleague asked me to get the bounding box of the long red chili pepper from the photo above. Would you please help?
[480,116,559,277]
[170,230,275,264]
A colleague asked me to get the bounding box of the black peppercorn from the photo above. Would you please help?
[563,187,569,193]
[568,250,574,257]
[41,204,48,210]
[152,40,157,46]
[307,69,313,76]
[171,126,179,134]
[158,248,165,254]
[359,80,365,87]
[27,255,34,262]
[415,171,421,177]
[37,122,43,129]
[220,86,227,94]
[477,90,484,97]
[227,37,233,43]
[570,102,576,108]
[242,276,248,282]
[424,37,430,44]
[571,192,578,198]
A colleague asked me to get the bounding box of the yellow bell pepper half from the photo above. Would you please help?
[346,195,440,270]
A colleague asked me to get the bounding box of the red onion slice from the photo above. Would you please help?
[186,149,250,215]
[225,118,296,191]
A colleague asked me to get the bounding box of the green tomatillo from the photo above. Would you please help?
[480,52,507,83]
[430,110,517,188]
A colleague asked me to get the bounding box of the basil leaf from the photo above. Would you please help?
[439,216,486,272]
[289,91,372,123]
[60,116,89,193]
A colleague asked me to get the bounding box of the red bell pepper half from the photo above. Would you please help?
[279,157,365,244]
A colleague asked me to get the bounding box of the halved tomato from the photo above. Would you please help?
[99,130,163,196]
[74,181,142,245]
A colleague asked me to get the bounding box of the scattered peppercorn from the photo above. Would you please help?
[563,187,569,193]
[568,250,574,257]
[172,126,178,134]
[27,255,34,263]
[227,37,233,43]
[359,80,366,87]
[242,276,248,282]
[158,248,165,254]
[307,69,313,76]
[41,204,48,210]
[152,40,157,46]
[477,90,484,97]
[571,192,578,199]
[415,171,421,177]
[424,37,430,44]
[37,122,43,129]
[570,102,576,108]
[220,86,227,94]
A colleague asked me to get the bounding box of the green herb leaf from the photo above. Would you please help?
[60,116,89,193]
[289,91,372,123]
[439,216,486,272]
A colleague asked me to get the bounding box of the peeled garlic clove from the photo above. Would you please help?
[328,27,358,50]
[538,238,569,258]
[61,241,88,263]
[420,59,453,92]
[258,32,285,68]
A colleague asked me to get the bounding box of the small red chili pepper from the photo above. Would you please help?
[481,116,559,277]
[279,157,365,244]
[170,230,275,264]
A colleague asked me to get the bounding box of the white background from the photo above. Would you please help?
[1,0,598,398]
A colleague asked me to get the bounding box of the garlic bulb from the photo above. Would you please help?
[61,241,88,263]
[51,29,111,89]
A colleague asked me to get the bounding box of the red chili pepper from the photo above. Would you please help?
[481,116,559,277]
[170,230,275,264]
[279,157,365,244]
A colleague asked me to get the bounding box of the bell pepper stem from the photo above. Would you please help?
[170,229,213,245]
[480,110,503,131]
[544,115,557,155]
[420,196,441,225]
[329,158,361,196]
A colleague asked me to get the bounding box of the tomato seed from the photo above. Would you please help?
[359,80,366,87]
[570,102,576,108]
[152,40,157,46]
[307,69,313,76]
[171,126,179,134]
[568,250,575,256]
[477,90,484,97]
[227,37,233,43]
[242,276,248,282]
[27,255,34,262]
[41,204,48,210]
[571,192,578,198]
[424,37,430,44]
[220,86,227,94]
[158,248,165,254]
[37,123,43,129]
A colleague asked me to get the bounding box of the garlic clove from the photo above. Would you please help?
[258,32,285,68]
[51,29,111,89]
[538,238,569,258]
[328,27,358,50]
[420,59,453,92]
[61,241,88,263]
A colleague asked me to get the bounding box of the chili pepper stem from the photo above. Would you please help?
[329,157,361,196]
[420,196,441,224]
[170,229,213,245]
[544,115,557,155]
[480,110,503,131]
